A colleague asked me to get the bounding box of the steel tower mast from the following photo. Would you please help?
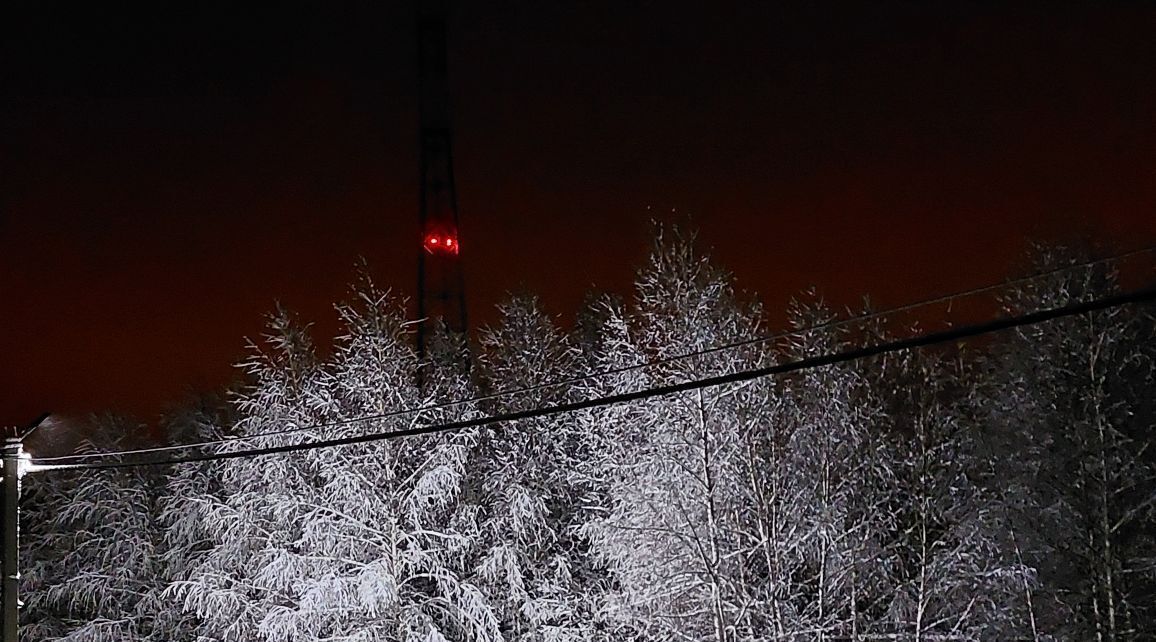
[416,4,467,360]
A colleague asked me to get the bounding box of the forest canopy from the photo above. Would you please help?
[18,230,1156,641]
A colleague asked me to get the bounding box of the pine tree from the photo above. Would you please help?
[569,293,651,641]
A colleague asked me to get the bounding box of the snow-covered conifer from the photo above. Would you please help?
[170,285,501,642]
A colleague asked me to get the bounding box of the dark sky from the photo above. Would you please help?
[2,1,1155,428]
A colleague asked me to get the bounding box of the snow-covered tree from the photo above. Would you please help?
[986,252,1156,640]
[21,416,171,642]
[169,279,500,642]
[754,296,896,640]
[870,345,1026,640]
[469,294,599,641]
[585,229,771,641]
[155,394,234,642]
[164,305,331,642]
[23,236,1156,642]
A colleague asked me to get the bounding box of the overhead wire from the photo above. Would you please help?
[27,244,1156,465]
[31,243,1156,464]
[32,280,1156,472]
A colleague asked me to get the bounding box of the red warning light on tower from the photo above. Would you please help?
[416,9,467,361]
[424,230,460,255]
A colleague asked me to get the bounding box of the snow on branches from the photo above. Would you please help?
[20,234,1156,641]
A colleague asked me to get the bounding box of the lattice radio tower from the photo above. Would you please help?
[416,3,467,360]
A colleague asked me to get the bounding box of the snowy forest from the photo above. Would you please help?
[18,231,1156,642]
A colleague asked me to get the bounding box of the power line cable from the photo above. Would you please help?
[29,245,1156,462]
[32,280,1156,472]
[32,244,1156,463]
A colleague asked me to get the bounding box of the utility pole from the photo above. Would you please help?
[1,433,21,642]
[1,413,46,642]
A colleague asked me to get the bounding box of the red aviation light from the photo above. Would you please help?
[424,233,460,255]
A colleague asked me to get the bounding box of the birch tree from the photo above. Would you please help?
[470,295,598,641]
[585,229,769,641]
[988,254,1156,640]
[871,343,1025,640]
[760,297,896,640]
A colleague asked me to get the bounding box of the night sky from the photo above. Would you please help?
[2,1,1155,428]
